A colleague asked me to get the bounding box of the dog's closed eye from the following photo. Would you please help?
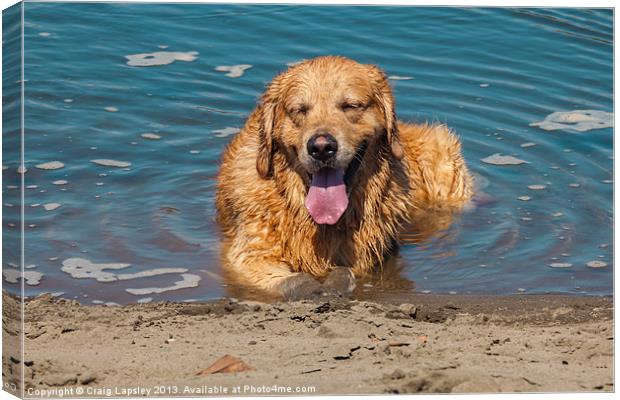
[341,101,365,112]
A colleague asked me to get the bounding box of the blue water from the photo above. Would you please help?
[2,4,613,303]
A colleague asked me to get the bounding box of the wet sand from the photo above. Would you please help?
[2,291,613,396]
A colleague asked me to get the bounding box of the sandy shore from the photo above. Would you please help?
[2,291,613,396]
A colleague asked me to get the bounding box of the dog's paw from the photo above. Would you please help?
[322,267,356,297]
[276,273,324,301]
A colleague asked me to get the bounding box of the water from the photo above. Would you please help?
[2,4,613,303]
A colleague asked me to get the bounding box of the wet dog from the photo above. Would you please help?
[216,56,472,299]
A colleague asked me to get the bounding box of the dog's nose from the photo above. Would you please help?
[307,133,338,161]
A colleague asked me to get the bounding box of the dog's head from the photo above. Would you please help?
[256,56,403,225]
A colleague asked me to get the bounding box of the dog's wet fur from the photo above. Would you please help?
[216,56,472,300]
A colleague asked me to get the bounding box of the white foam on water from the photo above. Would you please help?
[104,106,118,112]
[38,32,51,37]
[518,196,531,201]
[53,180,68,185]
[61,258,189,285]
[126,273,201,295]
[520,142,536,148]
[215,64,252,78]
[286,59,306,67]
[3,270,43,285]
[586,261,607,268]
[189,150,200,154]
[528,185,546,190]
[26,185,38,189]
[213,127,240,138]
[64,99,73,103]
[137,297,153,303]
[549,263,572,268]
[36,161,64,170]
[91,159,131,168]
[481,154,528,165]
[140,133,161,140]
[530,110,613,132]
[125,51,198,67]
[479,83,490,87]
[43,203,61,211]
[388,75,413,80]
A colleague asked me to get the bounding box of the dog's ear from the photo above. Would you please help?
[256,100,276,178]
[256,75,285,179]
[368,64,404,159]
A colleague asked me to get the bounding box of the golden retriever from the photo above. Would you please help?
[216,56,472,299]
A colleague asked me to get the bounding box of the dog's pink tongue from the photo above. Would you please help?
[305,168,348,225]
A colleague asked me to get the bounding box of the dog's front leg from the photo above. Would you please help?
[227,245,322,300]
